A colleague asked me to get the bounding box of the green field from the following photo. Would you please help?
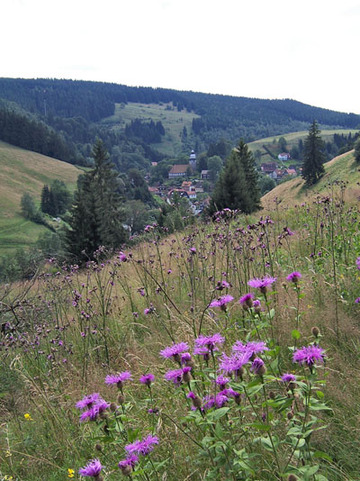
[248,129,359,164]
[0,141,81,257]
[101,102,200,157]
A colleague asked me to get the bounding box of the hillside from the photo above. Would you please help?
[1,78,359,163]
[0,141,81,256]
[248,129,359,164]
[101,102,200,157]
[261,150,360,209]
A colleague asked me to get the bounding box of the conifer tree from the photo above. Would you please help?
[235,140,261,211]
[354,136,360,163]
[301,120,326,186]
[66,140,127,262]
[208,140,260,215]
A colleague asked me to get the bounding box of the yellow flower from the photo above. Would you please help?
[24,413,32,421]
[68,468,75,478]
[5,450,12,457]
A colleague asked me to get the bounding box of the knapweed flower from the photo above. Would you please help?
[118,455,138,475]
[209,295,234,311]
[287,271,302,283]
[215,280,231,290]
[356,257,360,270]
[76,393,100,410]
[164,366,192,386]
[160,342,189,361]
[105,371,132,388]
[125,434,159,456]
[79,458,103,478]
[232,340,268,357]
[194,333,224,352]
[219,351,252,377]
[253,299,262,313]
[293,345,325,366]
[281,373,296,383]
[355,297,360,304]
[118,252,127,262]
[215,375,230,388]
[187,391,202,409]
[144,304,155,315]
[250,357,266,376]
[79,398,110,422]
[24,413,32,421]
[248,275,277,293]
[139,373,155,386]
[239,293,254,309]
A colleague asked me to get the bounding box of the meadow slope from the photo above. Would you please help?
[0,141,81,256]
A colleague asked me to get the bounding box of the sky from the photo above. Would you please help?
[2,0,360,114]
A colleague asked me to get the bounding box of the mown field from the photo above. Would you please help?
[1,151,360,481]
[101,102,200,157]
[0,141,81,257]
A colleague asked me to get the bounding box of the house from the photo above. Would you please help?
[261,162,278,174]
[278,152,291,161]
[201,170,210,180]
[168,164,189,178]
[285,168,297,177]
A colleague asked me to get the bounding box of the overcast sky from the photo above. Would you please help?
[2,0,359,114]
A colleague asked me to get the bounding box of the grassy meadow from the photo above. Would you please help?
[101,102,200,157]
[248,130,359,164]
[0,141,81,257]
[1,150,360,480]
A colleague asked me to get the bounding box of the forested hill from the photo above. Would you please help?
[1,78,359,130]
[0,77,359,166]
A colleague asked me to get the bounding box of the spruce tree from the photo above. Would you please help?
[235,140,261,211]
[208,140,260,215]
[302,120,326,186]
[66,140,127,262]
[208,149,249,214]
[354,136,360,163]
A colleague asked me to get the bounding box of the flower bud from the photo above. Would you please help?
[311,326,320,338]
[117,394,125,405]
[287,475,298,481]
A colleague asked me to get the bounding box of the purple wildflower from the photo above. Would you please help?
[253,299,262,313]
[118,252,127,262]
[215,280,231,290]
[232,341,268,357]
[248,275,277,293]
[215,375,230,388]
[239,292,254,309]
[164,367,191,386]
[356,257,360,270]
[79,458,102,477]
[189,247,197,254]
[118,454,138,475]
[105,371,132,386]
[293,345,325,366]
[76,393,100,410]
[355,297,360,304]
[209,295,234,310]
[79,399,110,422]
[250,357,266,375]
[160,342,189,361]
[194,333,224,351]
[140,373,155,386]
[219,351,252,376]
[281,373,296,383]
[125,434,159,456]
[287,271,302,283]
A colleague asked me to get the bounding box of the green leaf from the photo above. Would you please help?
[249,422,271,431]
[207,407,230,421]
[313,450,333,462]
[291,329,301,340]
